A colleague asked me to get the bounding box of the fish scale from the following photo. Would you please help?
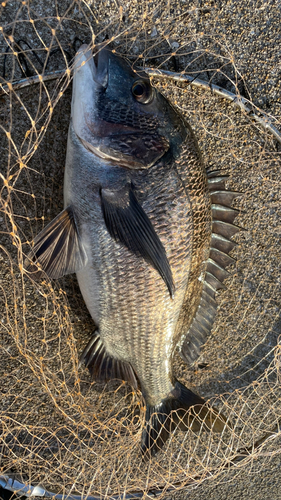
[25,44,239,457]
[80,161,193,403]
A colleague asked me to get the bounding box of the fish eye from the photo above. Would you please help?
[132,80,153,104]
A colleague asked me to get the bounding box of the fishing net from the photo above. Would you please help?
[1,0,281,498]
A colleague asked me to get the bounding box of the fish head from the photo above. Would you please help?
[71,44,187,169]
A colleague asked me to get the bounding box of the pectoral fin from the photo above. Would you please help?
[25,207,87,279]
[100,185,175,297]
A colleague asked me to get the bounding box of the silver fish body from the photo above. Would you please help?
[27,45,238,455]
[66,120,196,402]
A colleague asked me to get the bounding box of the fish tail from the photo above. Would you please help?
[141,380,226,457]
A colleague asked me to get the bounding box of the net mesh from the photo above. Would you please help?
[1,0,281,498]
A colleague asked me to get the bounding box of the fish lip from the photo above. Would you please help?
[75,43,109,89]
[92,45,109,88]
[71,44,110,146]
[93,46,109,89]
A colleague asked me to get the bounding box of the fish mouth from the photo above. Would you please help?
[71,44,110,150]
[74,43,109,89]
[92,46,109,88]
[72,44,139,165]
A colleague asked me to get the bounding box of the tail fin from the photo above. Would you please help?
[141,381,226,457]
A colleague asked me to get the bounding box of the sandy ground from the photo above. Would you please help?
[1,0,281,499]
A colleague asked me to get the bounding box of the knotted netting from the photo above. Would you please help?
[1,0,281,498]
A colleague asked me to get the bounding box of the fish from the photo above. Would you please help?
[25,44,239,457]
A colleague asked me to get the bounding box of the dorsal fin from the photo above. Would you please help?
[180,173,241,366]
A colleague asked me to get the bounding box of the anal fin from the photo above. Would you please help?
[80,331,138,389]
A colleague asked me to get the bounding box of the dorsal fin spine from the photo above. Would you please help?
[181,172,242,366]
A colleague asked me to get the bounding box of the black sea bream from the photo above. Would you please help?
[27,45,238,456]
